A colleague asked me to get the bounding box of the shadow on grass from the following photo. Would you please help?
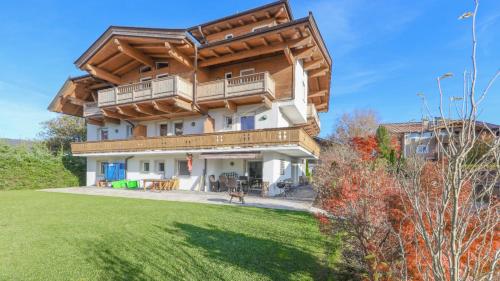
[76,222,330,280]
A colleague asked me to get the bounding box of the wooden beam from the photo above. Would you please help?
[317,104,328,111]
[308,90,328,99]
[265,11,271,19]
[274,7,285,18]
[225,46,235,54]
[226,22,233,29]
[304,59,323,71]
[102,108,128,120]
[133,104,156,115]
[152,101,173,113]
[242,41,252,50]
[173,98,193,112]
[66,96,85,106]
[96,51,122,68]
[238,19,245,26]
[293,46,316,60]
[283,47,294,65]
[117,106,142,117]
[225,100,236,113]
[261,37,269,46]
[277,33,285,43]
[308,68,328,78]
[113,60,137,75]
[85,64,122,85]
[104,117,120,125]
[165,42,193,68]
[114,39,154,67]
[251,15,258,22]
[199,36,311,67]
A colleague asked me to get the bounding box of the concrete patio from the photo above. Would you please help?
[41,187,321,213]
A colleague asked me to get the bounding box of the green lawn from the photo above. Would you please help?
[0,191,330,281]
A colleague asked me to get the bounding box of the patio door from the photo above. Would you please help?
[248,161,263,179]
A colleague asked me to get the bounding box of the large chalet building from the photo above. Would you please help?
[48,0,331,195]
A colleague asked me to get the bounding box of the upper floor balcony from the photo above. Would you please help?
[197,72,275,107]
[97,75,194,108]
[83,102,101,117]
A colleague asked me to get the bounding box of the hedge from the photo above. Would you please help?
[0,142,85,190]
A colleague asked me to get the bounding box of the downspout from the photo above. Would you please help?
[124,156,134,179]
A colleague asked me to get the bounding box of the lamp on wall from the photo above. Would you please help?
[259,115,267,121]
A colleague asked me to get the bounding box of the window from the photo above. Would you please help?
[140,76,152,82]
[225,34,234,39]
[252,25,269,32]
[177,160,190,176]
[224,115,233,130]
[156,161,165,173]
[125,125,133,139]
[159,123,168,136]
[141,161,150,173]
[98,161,108,175]
[280,160,286,175]
[155,61,169,69]
[139,66,152,73]
[224,72,233,79]
[156,73,169,79]
[99,128,109,140]
[174,122,183,135]
[241,116,255,131]
[416,145,428,154]
[240,68,255,76]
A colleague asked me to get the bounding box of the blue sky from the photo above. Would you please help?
[0,0,498,139]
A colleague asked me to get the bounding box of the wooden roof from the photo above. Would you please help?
[187,0,293,43]
[48,75,108,117]
[74,26,196,84]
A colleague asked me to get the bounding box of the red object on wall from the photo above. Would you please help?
[187,154,193,172]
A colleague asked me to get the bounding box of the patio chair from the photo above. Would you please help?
[209,175,219,192]
[219,175,228,192]
[227,177,245,204]
[277,178,294,197]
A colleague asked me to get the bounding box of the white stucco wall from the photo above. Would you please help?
[293,59,308,120]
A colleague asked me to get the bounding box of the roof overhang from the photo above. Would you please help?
[74,26,192,68]
[187,0,294,42]
[48,75,108,117]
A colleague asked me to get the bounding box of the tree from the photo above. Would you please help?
[39,115,86,153]
[315,144,402,280]
[333,109,379,143]
[395,1,500,279]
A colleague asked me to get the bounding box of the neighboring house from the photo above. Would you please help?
[382,119,500,161]
[47,0,332,195]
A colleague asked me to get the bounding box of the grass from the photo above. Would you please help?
[0,191,333,281]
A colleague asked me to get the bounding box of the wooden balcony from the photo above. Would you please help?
[97,75,193,107]
[197,72,275,107]
[71,127,320,157]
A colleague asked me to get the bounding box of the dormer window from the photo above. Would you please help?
[225,72,233,79]
[225,34,234,39]
[252,25,270,32]
[240,68,255,76]
[139,66,152,73]
[155,61,169,69]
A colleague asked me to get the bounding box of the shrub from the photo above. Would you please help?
[0,142,84,190]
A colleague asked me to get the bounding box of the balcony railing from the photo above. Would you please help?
[71,127,319,157]
[83,102,102,117]
[197,72,275,101]
[97,76,193,107]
